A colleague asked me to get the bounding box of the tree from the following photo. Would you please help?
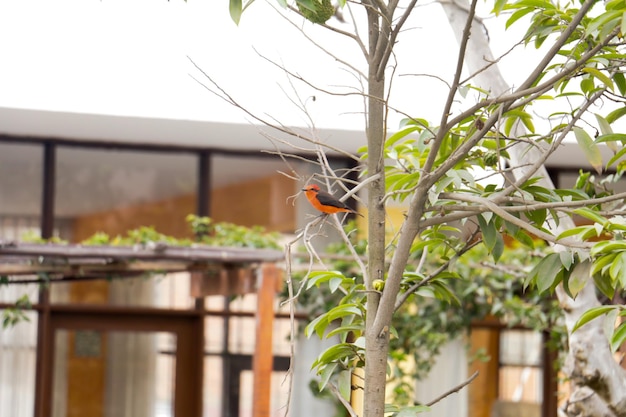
[225,1,626,416]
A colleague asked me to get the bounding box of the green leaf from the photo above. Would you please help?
[596,133,626,144]
[563,261,590,299]
[580,77,596,95]
[503,109,534,135]
[492,232,505,262]
[614,72,626,96]
[329,276,344,293]
[306,270,347,290]
[505,7,535,29]
[535,253,564,293]
[607,146,626,168]
[386,126,420,148]
[492,0,507,15]
[338,370,352,401]
[591,241,626,257]
[582,67,614,91]
[606,106,626,124]
[593,272,616,299]
[477,214,497,252]
[229,0,243,24]
[317,362,338,391]
[560,251,574,271]
[512,229,535,248]
[585,10,623,38]
[572,305,616,333]
[595,113,613,136]
[326,325,363,339]
[573,127,603,174]
[611,322,626,353]
[305,313,329,339]
[296,0,317,12]
[609,252,626,287]
[556,226,595,240]
[327,304,362,322]
[430,279,461,305]
[314,343,358,369]
[573,208,608,225]
[526,209,547,226]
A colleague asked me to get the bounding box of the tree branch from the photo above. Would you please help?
[425,370,479,407]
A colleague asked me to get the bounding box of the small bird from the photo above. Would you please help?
[302,184,363,217]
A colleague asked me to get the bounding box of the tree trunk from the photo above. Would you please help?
[364,6,389,417]
[440,1,626,415]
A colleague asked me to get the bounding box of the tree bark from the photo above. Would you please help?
[440,1,626,415]
[364,5,390,417]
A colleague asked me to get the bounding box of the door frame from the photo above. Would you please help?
[37,305,204,417]
[225,354,291,417]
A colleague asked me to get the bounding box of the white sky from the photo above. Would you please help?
[0,0,540,131]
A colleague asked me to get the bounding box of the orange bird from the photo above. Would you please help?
[302,184,363,217]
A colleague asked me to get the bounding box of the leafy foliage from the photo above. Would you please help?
[232,0,626,414]
[1,295,31,328]
[292,224,565,405]
[76,215,281,249]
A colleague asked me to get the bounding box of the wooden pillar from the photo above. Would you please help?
[541,331,558,417]
[34,289,52,417]
[252,264,279,417]
[468,327,500,417]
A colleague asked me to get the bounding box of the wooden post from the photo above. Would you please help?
[541,331,558,417]
[252,263,279,417]
[468,327,500,417]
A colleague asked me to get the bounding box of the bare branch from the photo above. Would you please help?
[425,371,479,407]
[328,382,359,417]
[280,3,370,64]
[375,0,419,81]
[423,0,479,176]
[394,235,481,311]
[444,192,594,248]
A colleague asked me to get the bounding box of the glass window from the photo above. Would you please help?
[204,356,222,417]
[0,142,41,417]
[498,330,543,403]
[0,143,42,240]
[51,147,197,305]
[210,155,294,232]
[0,312,37,417]
[55,147,197,242]
[239,370,291,417]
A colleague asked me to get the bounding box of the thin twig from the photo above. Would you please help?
[394,234,481,311]
[424,371,479,407]
[328,382,359,417]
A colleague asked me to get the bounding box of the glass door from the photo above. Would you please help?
[52,329,176,417]
[41,310,202,417]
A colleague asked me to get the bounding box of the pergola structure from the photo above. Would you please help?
[0,240,285,417]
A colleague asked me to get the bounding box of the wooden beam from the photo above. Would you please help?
[0,261,193,276]
[252,263,280,417]
[0,241,283,263]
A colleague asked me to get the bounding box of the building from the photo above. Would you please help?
[1,106,623,417]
